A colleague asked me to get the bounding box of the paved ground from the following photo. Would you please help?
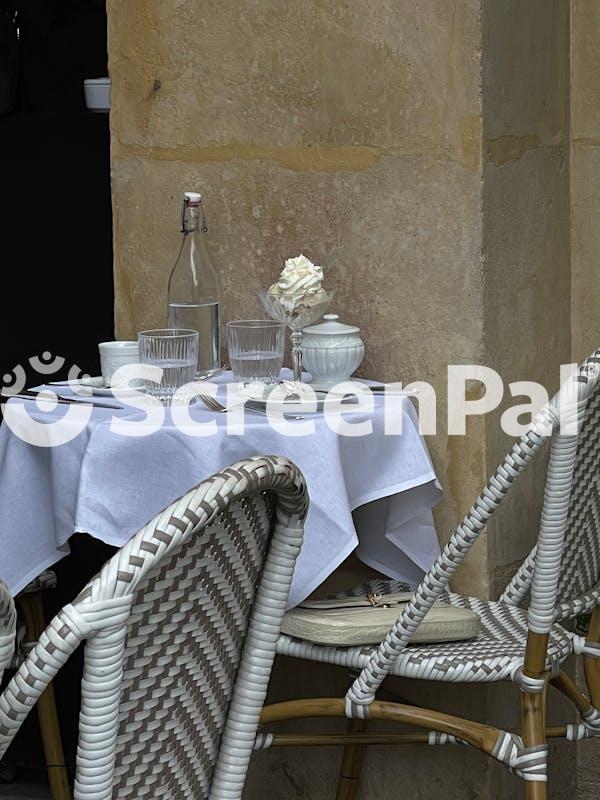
[0,782,50,799]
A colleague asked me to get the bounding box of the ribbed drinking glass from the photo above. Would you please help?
[138,328,199,404]
[226,320,285,385]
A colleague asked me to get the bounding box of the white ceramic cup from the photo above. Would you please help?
[98,341,140,387]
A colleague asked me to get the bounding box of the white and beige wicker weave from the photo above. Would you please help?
[0,455,307,800]
[255,349,600,800]
[0,579,15,682]
[1,569,71,800]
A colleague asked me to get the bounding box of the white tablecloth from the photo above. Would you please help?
[0,375,442,607]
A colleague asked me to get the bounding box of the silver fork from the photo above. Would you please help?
[194,392,305,420]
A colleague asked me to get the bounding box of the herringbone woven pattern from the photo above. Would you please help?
[0,456,307,800]
[112,497,274,799]
[502,361,600,617]
[556,387,600,609]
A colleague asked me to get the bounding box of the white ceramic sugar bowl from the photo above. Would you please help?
[301,314,365,390]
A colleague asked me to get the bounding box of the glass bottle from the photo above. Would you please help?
[167,191,220,375]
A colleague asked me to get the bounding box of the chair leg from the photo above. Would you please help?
[584,606,600,708]
[19,593,72,800]
[521,689,547,800]
[524,778,547,799]
[335,719,366,800]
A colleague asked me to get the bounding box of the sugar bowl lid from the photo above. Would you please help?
[303,313,360,335]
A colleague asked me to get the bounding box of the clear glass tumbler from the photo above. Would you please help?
[226,320,285,385]
[138,328,199,404]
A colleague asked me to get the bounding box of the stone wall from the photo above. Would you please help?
[571,0,600,363]
[107,1,486,597]
[482,0,571,603]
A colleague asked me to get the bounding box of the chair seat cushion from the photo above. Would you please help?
[277,579,573,684]
[281,592,481,646]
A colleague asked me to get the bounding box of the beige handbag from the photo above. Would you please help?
[281,591,481,646]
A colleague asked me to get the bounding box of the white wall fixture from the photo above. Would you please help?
[84,77,111,112]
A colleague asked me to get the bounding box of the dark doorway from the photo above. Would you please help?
[0,0,115,783]
[0,0,114,387]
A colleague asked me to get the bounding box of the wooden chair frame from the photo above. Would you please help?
[258,638,599,800]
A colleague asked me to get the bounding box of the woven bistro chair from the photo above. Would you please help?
[0,579,15,681]
[0,455,307,800]
[1,570,71,799]
[0,579,16,786]
[255,349,600,800]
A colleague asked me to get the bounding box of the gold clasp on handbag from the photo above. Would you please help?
[367,593,391,608]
